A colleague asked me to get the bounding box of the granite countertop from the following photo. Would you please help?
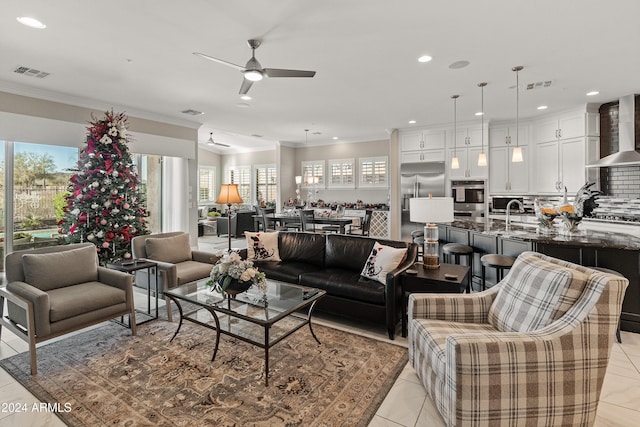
[447,219,640,250]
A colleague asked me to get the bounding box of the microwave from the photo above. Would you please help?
[492,197,523,212]
[451,180,485,214]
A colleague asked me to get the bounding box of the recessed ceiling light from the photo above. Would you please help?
[448,60,470,69]
[408,120,416,124]
[240,95,252,101]
[537,105,548,110]
[586,91,599,96]
[474,112,484,116]
[418,55,432,63]
[17,17,46,29]
[332,136,339,140]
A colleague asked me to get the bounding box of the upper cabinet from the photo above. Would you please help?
[399,129,446,163]
[532,109,599,194]
[488,122,531,194]
[446,124,488,179]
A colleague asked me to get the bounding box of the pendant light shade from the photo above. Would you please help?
[477,82,488,167]
[512,66,524,163]
[451,94,460,169]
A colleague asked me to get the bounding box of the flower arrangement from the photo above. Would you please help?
[207,251,267,295]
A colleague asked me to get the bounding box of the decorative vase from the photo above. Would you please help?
[220,278,252,297]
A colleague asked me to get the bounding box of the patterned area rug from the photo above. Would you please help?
[0,318,407,426]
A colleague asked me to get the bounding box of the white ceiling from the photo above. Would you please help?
[2,1,640,154]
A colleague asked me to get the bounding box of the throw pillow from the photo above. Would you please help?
[22,245,99,291]
[360,242,407,284]
[245,231,281,262]
[488,252,588,332]
[145,233,192,264]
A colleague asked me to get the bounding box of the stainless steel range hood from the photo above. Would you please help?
[587,94,640,167]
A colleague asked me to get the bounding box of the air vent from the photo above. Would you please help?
[251,134,263,138]
[312,131,322,135]
[13,66,50,78]
[526,81,552,90]
[180,109,203,115]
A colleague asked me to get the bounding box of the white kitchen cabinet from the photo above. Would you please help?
[401,149,444,163]
[489,124,530,147]
[451,126,483,147]
[560,137,587,193]
[400,129,446,163]
[533,110,592,193]
[447,147,488,179]
[489,145,529,193]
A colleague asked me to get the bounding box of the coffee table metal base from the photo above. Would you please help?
[165,293,322,386]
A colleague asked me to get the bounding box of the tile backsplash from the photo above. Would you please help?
[600,166,640,198]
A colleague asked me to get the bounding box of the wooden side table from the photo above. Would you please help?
[401,263,470,337]
[106,259,159,325]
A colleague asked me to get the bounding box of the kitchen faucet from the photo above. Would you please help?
[505,199,524,228]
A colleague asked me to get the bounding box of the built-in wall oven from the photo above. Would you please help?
[451,180,486,217]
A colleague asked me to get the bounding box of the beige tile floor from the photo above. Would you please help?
[0,234,637,426]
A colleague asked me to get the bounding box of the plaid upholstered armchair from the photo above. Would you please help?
[407,251,628,427]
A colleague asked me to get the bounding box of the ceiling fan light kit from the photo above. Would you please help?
[194,39,316,95]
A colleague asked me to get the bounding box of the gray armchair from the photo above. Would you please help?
[131,232,220,321]
[0,243,136,375]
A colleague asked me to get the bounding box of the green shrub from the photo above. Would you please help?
[54,191,70,222]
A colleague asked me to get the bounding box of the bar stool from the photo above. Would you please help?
[411,230,424,261]
[442,243,473,292]
[591,266,624,344]
[480,254,516,291]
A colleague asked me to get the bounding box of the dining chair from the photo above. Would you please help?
[348,209,372,236]
[299,209,316,232]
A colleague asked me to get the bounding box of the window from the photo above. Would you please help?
[359,156,388,187]
[198,167,216,203]
[256,165,277,203]
[301,160,324,188]
[228,166,251,203]
[328,158,355,188]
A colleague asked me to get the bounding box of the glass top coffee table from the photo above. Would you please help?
[164,280,326,386]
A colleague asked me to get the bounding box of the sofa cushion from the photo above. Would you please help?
[176,261,215,286]
[488,253,588,332]
[278,232,326,267]
[48,282,126,322]
[145,233,192,264]
[22,245,98,291]
[360,242,407,284]
[301,269,385,304]
[254,261,323,284]
[245,231,281,261]
[325,234,376,272]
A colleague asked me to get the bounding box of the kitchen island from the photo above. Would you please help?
[437,218,640,333]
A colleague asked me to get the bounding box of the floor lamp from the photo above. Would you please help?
[216,184,243,252]
[409,196,454,269]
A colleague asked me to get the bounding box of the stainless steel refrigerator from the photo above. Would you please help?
[400,162,446,241]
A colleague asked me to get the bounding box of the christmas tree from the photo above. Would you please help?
[59,111,149,265]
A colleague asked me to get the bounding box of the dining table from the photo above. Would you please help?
[254,213,355,234]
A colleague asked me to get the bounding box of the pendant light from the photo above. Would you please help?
[451,94,460,169]
[512,66,524,163]
[477,82,488,167]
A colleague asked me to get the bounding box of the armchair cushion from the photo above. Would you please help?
[488,252,588,332]
[48,282,126,322]
[145,233,192,264]
[22,245,98,291]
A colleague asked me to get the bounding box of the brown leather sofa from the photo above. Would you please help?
[1,243,136,375]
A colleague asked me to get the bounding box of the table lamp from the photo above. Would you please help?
[216,183,243,252]
[409,196,454,269]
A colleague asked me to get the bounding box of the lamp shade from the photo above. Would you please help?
[409,197,454,224]
[216,184,243,205]
[295,175,302,184]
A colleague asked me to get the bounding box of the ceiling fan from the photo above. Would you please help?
[204,132,229,147]
[193,39,316,95]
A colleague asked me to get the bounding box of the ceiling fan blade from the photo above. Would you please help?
[239,78,254,95]
[264,68,316,78]
[193,52,246,71]
[214,142,230,147]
